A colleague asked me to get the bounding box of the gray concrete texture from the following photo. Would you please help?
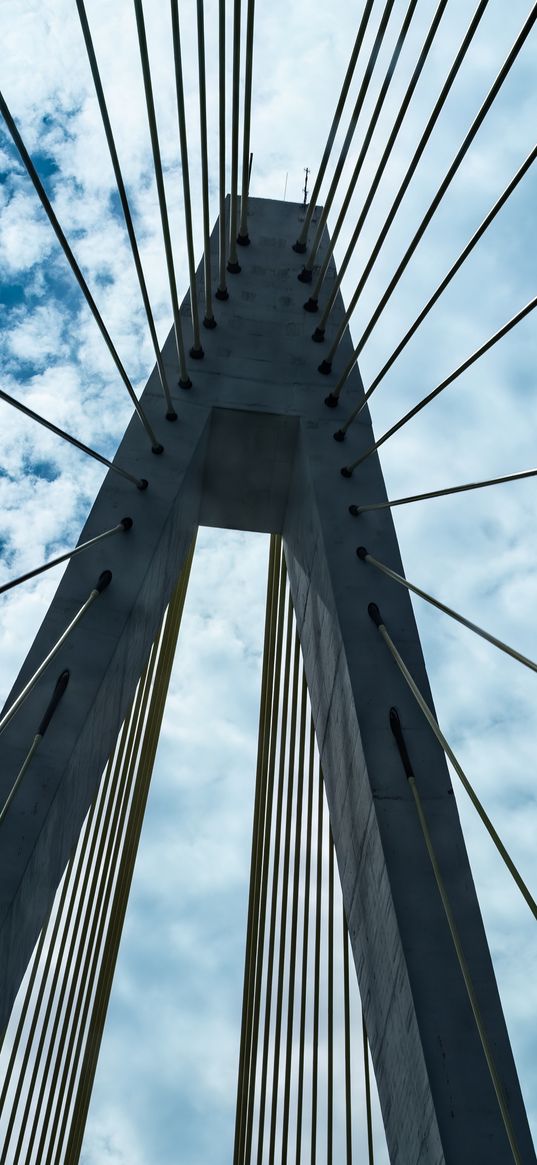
[0,198,533,1163]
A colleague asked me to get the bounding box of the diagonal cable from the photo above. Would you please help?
[76,0,176,419]
[299,0,398,280]
[319,2,537,374]
[301,0,421,282]
[293,0,375,253]
[305,0,450,313]
[0,388,148,489]
[328,146,536,405]
[0,89,163,452]
[196,0,216,326]
[171,0,203,356]
[237,0,256,244]
[338,297,536,458]
[349,464,537,516]
[134,0,192,388]
[357,547,537,675]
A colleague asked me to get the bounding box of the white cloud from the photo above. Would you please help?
[0,0,535,1161]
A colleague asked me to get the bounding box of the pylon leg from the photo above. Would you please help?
[0,199,532,1163]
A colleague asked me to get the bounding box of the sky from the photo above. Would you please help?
[0,0,536,1161]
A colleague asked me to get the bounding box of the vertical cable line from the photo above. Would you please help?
[329,146,536,405]
[295,714,316,1162]
[280,663,308,1164]
[241,553,288,1165]
[319,1,536,374]
[0,884,57,1063]
[310,763,324,1162]
[35,650,159,1165]
[2,686,136,1165]
[228,0,242,273]
[327,827,335,1165]
[255,591,294,1165]
[56,619,179,1163]
[65,542,196,1164]
[241,548,288,1165]
[133,0,192,387]
[267,626,301,1163]
[293,0,375,253]
[216,0,229,298]
[25,644,160,1165]
[305,0,449,313]
[196,0,216,327]
[237,0,256,244]
[342,919,353,1164]
[75,0,176,420]
[0,91,163,452]
[362,1011,374,1164]
[233,536,281,1165]
[171,0,203,356]
[301,0,419,282]
[315,0,490,358]
[298,0,398,282]
[0,814,84,1156]
[0,677,144,1155]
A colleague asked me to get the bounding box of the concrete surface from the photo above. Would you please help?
[0,198,533,1163]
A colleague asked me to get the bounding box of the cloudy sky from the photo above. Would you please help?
[0,0,536,1161]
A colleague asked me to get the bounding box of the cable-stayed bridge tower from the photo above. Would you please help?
[0,2,535,1162]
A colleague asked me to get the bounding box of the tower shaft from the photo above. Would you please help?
[0,199,532,1163]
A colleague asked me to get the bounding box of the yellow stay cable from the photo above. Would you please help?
[64,538,196,1164]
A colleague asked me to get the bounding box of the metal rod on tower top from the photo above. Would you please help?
[303,168,310,207]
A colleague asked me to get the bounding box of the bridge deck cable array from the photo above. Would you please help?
[75,0,176,418]
[316,3,537,380]
[310,0,490,333]
[0,0,535,1160]
[304,0,450,313]
[0,539,378,1162]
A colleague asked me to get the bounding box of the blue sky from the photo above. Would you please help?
[0,0,536,1161]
